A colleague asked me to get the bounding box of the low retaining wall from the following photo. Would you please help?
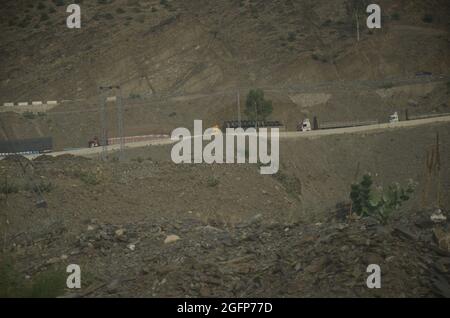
[108,134,170,145]
[1,101,59,113]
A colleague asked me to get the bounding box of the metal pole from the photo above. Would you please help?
[237,90,241,128]
[99,87,108,161]
[356,11,360,42]
[255,102,258,130]
[116,86,125,161]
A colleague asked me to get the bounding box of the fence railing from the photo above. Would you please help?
[319,120,379,130]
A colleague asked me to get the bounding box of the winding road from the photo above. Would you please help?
[18,114,450,160]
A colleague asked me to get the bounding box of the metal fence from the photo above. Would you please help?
[319,120,379,130]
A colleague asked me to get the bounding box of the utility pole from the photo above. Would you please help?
[116,87,125,161]
[99,85,125,161]
[255,102,258,130]
[99,87,108,161]
[355,10,360,42]
[237,90,241,128]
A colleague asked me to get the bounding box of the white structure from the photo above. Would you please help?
[389,112,399,123]
[18,102,29,106]
[3,102,14,107]
[298,118,312,132]
[32,101,43,106]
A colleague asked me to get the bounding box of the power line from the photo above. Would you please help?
[98,85,125,161]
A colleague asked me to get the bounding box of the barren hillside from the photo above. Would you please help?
[0,0,449,148]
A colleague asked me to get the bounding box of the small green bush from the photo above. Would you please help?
[380,82,394,89]
[132,157,144,163]
[80,173,101,185]
[391,12,400,20]
[207,176,219,187]
[26,181,53,194]
[245,89,273,121]
[422,14,433,23]
[53,0,65,6]
[0,181,19,194]
[71,169,101,185]
[287,32,296,42]
[23,111,36,119]
[129,93,141,99]
[350,174,416,224]
[0,256,65,298]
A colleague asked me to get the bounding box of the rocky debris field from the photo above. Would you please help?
[1,124,449,298]
[2,203,449,298]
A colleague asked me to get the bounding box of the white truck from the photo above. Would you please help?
[389,112,399,123]
[297,119,312,132]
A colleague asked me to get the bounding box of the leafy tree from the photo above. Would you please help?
[350,174,416,224]
[244,89,273,121]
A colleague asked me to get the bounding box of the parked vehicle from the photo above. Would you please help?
[389,112,399,123]
[297,119,312,132]
[88,137,100,148]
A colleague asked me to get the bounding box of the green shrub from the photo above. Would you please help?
[350,174,416,224]
[53,0,65,6]
[380,82,394,89]
[207,176,219,187]
[129,93,141,99]
[71,169,101,185]
[23,111,36,119]
[0,181,19,194]
[79,173,101,185]
[29,269,66,298]
[273,171,302,196]
[26,181,53,194]
[245,89,273,121]
[287,32,296,42]
[0,256,65,298]
[311,53,328,63]
[391,12,400,20]
[132,157,144,163]
[422,14,433,23]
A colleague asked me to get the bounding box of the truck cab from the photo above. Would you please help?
[389,112,399,123]
[297,119,312,132]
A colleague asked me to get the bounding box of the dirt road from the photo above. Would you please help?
[15,114,449,160]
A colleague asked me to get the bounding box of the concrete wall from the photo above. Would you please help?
[0,101,59,113]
